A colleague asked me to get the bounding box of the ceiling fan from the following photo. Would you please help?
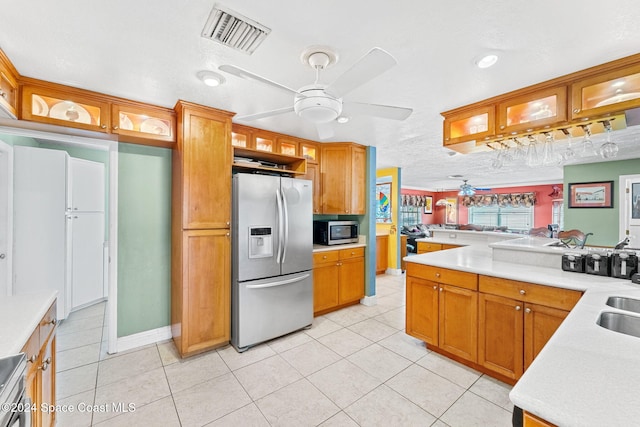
[218,46,413,139]
[458,179,492,196]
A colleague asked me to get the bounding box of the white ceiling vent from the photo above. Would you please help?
[202,5,271,55]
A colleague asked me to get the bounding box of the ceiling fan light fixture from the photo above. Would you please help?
[336,116,349,124]
[294,87,342,123]
[197,70,225,87]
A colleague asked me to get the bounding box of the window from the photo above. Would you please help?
[552,200,564,230]
[468,205,534,231]
[400,206,421,227]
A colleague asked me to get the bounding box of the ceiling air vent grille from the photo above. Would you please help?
[201,5,271,55]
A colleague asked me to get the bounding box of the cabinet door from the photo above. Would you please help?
[182,229,231,354]
[111,103,176,147]
[300,141,319,164]
[478,293,524,380]
[349,145,367,215]
[21,84,110,133]
[277,136,299,156]
[320,144,350,214]
[443,105,495,146]
[70,213,105,309]
[313,262,340,314]
[0,50,18,118]
[70,158,105,212]
[497,86,567,134]
[254,130,276,152]
[231,124,254,149]
[406,276,439,346]
[524,303,569,370]
[180,109,231,229]
[40,336,56,427]
[376,235,388,274]
[338,256,364,304]
[570,63,640,120]
[438,284,478,363]
[300,162,321,214]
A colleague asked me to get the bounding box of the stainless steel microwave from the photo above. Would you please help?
[313,220,359,245]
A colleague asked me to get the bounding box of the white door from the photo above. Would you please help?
[0,140,12,296]
[14,146,70,319]
[70,212,105,308]
[620,174,640,249]
[70,158,105,212]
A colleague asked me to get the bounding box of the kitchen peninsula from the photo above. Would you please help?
[405,231,640,426]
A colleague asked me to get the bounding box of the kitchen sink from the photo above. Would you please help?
[606,296,640,313]
[597,312,640,339]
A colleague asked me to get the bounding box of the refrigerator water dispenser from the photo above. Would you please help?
[249,227,273,258]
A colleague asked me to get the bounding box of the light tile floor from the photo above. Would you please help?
[55,273,514,426]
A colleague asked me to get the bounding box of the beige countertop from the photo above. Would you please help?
[0,291,58,357]
[313,242,366,252]
[405,239,640,426]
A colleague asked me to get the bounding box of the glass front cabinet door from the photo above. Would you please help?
[21,85,110,133]
[571,63,640,120]
[111,103,176,145]
[497,86,567,134]
[443,105,495,146]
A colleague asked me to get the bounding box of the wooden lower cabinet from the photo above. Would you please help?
[172,229,231,357]
[376,235,388,274]
[313,247,365,315]
[405,264,478,364]
[523,411,556,427]
[524,303,569,370]
[22,300,57,427]
[417,242,442,254]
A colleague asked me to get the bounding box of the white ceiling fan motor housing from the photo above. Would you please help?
[294,86,343,123]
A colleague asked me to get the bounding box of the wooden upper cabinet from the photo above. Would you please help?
[321,142,366,215]
[300,141,319,163]
[111,102,176,147]
[571,62,640,120]
[254,129,277,153]
[231,123,255,149]
[443,105,495,146]
[0,49,18,118]
[277,136,299,156]
[175,101,233,229]
[22,83,110,133]
[301,162,321,214]
[497,86,567,134]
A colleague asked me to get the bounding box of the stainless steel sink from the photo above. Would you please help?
[606,296,640,313]
[597,312,640,339]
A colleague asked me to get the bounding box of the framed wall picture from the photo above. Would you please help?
[445,197,458,224]
[376,183,392,223]
[424,196,433,214]
[568,181,614,208]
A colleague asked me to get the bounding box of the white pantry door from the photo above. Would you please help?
[620,174,640,248]
[0,140,12,296]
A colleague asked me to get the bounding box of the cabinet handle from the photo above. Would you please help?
[226,221,230,226]
[433,285,437,290]
[439,287,443,292]
[44,357,51,364]
[100,124,107,129]
[225,232,229,236]
[500,125,505,130]
[351,251,355,255]
[49,318,57,325]
[515,305,521,311]
[323,255,327,259]
[27,355,37,364]
[525,308,531,314]
[573,108,580,113]
[435,273,441,278]
[113,125,119,130]
[0,90,6,99]
[519,289,526,295]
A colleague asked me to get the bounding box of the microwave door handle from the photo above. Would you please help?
[275,188,283,264]
[281,188,289,264]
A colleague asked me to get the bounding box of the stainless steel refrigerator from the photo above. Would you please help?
[232,173,313,352]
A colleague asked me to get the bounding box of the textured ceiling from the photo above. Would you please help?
[2,0,640,190]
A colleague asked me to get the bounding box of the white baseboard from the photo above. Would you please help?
[385,268,403,276]
[116,325,172,354]
[360,295,377,306]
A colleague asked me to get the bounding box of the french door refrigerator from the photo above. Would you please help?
[232,173,313,352]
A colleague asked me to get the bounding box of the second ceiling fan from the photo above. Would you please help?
[219,46,413,139]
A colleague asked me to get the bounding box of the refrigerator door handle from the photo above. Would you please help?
[281,188,289,264]
[275,187,284,264]
[246,273,310,289]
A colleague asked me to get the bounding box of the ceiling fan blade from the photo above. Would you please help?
[342,101,413,121]
[315,122,335,140]
[325,47,397,98]
[235,106,294,121]
[219,64,300,96]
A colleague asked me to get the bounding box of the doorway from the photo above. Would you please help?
[619,174,640,248]
[0,139,12,296]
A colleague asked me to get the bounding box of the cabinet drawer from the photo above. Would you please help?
[21,327,40,365]
[479,275,582,311]
[442,244,461,250]
[406,263,478,291]
[339,247,365,260]
[39,301,57,349]
[417,242,442,253]
[313,250,340,266]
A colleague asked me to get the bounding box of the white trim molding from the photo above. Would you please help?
[385,268,403,276]
[360,295,377,306]
[116,325,172,354]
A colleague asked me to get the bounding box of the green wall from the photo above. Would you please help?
[564,158,640,246]
[117,143,172,337]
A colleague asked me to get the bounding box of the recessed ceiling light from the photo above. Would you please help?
[336,116,349,124]
[197,70,225,87]
[476,54,499,69]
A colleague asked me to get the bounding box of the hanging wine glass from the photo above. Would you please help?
[490,141,504,170]
[542,132,561,166]
[559,128,576,163]
[525,135,541,167]
[599,121,619,159]
[578,124,597,157]
[512,137,527,162]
